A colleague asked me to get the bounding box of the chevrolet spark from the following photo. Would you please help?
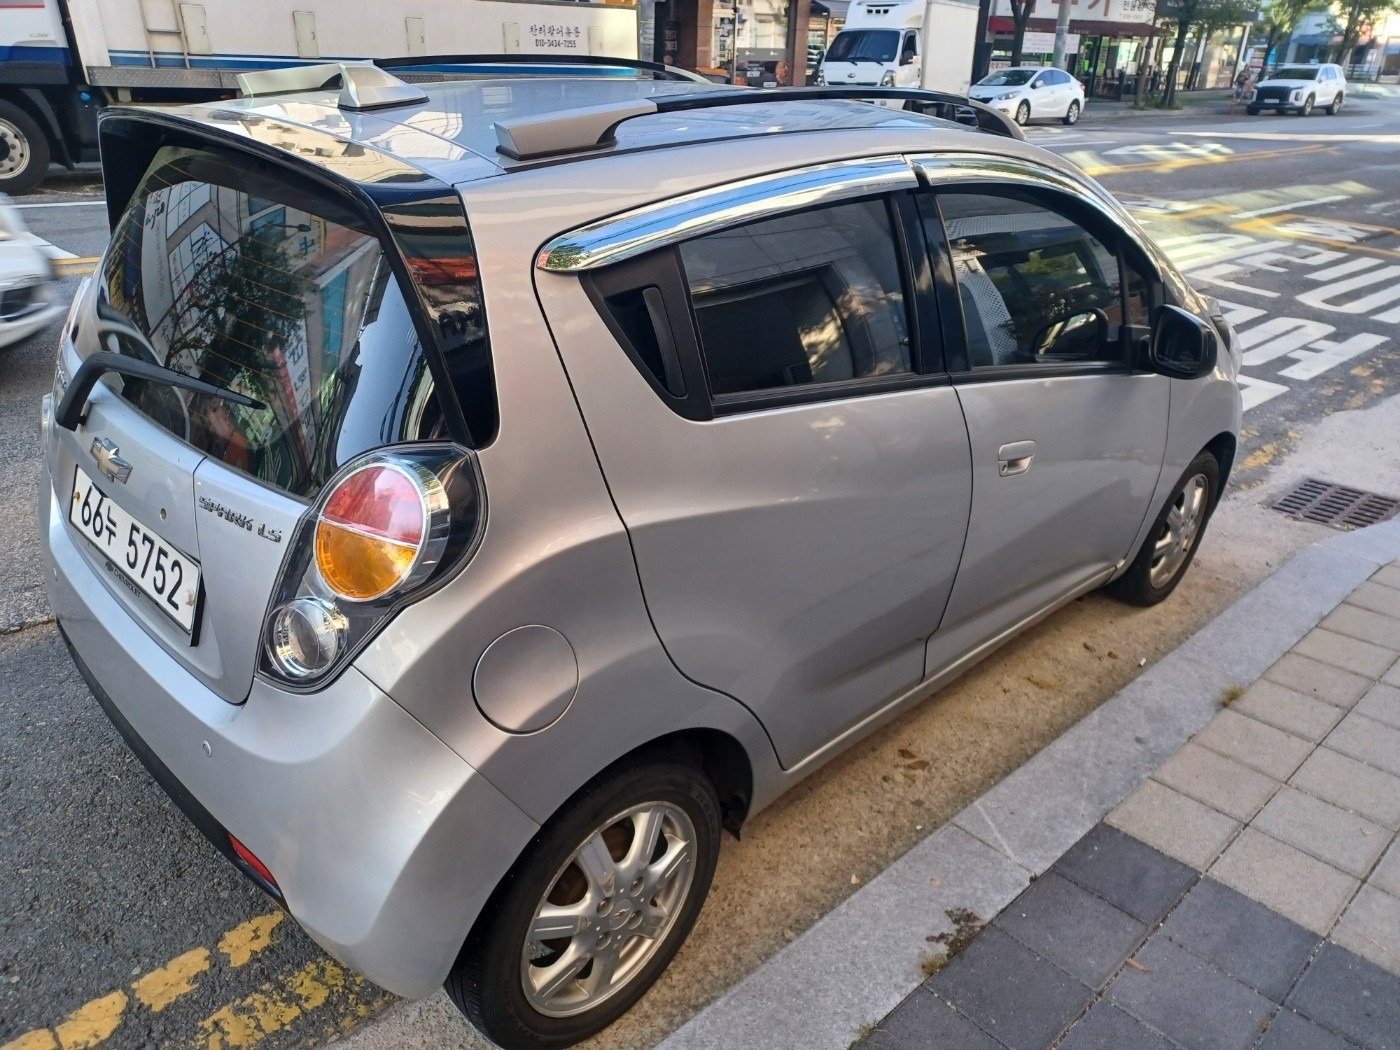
[39,59,1240,1049]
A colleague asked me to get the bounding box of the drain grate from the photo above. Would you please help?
[1270,477,1400,531]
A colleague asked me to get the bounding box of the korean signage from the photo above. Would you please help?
[994,0,1158,25]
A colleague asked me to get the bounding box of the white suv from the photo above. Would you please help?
[1247,63,1347,116]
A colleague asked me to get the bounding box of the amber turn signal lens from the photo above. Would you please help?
[314,464,426,601]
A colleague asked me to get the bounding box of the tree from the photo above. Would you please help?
[1154,0,1257,105]
[1008,0,1037,66]
[1254,0,1315,69]
[1326,0,1391,65]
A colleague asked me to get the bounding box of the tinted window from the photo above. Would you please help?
[95,146,446,498]
[1273,66,1320,80]
[932,192,1122,368]
[679,199,912,397]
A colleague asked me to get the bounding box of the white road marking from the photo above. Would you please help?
[13,199,105,208]
[1231,194,1349,219]
[1041,138,1118,149]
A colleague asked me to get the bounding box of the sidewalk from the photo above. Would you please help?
[660,518,1400,1050]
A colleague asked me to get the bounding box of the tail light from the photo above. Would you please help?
[261,445,484,688]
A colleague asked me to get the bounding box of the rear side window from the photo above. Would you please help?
[678,199,912,396]
[95,146,448,498]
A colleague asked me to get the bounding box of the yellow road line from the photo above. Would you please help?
[1079,143,1337,178]
[1,914,285,1050]
[193,959,381,1050]
[52,257,100,267]
[132,949,211,1013]
[1231,215,1400,260]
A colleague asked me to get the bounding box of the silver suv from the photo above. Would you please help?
[39,58,1240,1049]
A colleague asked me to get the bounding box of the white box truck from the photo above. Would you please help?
[0,0,640,193]
[816,0,979,96]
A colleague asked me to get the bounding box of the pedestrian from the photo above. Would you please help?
[1230,66,1252,113]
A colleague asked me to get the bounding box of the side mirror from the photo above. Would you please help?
[1148,305,1218,379]
[1030,308,1109,361]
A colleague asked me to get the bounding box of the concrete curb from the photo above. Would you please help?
[658,518,1400,1050]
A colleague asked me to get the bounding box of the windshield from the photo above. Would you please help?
[94,145,447,498]
[825,29,899,63]
[1271,66,1319,80]
[977,69,1036,86]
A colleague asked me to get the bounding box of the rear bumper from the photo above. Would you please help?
[40,470,539,998]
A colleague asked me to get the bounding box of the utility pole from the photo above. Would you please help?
[967,0,995,84]
[1052,0,1073,69]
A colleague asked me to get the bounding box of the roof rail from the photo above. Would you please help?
[493,87,1023,161]
[373,53,708,83]
[236,61,428,110]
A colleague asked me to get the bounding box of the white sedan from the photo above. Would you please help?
[0,194,61,352]
[969,66,1086,126]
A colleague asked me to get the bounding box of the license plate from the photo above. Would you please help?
[68,466,202,634]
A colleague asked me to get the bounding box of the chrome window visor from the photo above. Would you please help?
[537,157,918,273]
[911,152,1177,292]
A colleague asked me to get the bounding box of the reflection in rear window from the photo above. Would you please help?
[96,146,445,498]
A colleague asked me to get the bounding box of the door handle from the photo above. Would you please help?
[998,440,1037,477]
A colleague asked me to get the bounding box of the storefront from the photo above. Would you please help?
[657,0,813,84]
[986,0,1157,97]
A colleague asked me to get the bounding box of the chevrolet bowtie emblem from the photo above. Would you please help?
[90,437,133,484]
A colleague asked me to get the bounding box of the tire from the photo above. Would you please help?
[1246,105,1260,115]
[1326,92,1343,115]
[0,100,49,195]
[1105,451,1220,607]
[1300,94,1314,116]
[1015,100,1030,126]
[1063,100,1080,125]
[447,751,722,1050]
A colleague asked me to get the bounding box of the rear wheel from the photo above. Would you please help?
[1326,92,1344,114]
[1300,94,1314,116]
[447,752,721,1050]
[0,100,49,196]
[1015,100,1031,126]
[1106,451,1220,607]
[1063,100,1081,125]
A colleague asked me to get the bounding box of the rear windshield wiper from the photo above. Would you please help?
[56,305,265,431]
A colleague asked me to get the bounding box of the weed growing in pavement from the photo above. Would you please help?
[920,907,986,977]
[1219,684,1246,707]
[850,1019,884,1046]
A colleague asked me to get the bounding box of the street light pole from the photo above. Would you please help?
[1052,0,1073,69]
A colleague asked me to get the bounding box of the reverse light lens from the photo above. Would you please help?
[314,464,427,601]
[268,597,348,678]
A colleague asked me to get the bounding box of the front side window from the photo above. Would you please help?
[678,199,912,398]
[930,192,1123,368]
[96,146,447,498]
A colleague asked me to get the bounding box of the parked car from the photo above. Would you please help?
[40,59,1240,1050]
[0,194,61,351]
[1246,63,1347,115]
[969,66,1086,125]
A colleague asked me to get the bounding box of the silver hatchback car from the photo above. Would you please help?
[40,58,1240,1049]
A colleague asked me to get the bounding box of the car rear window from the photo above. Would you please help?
[92,145,449,499]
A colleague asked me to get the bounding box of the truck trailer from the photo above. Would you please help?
[0,0,641,193]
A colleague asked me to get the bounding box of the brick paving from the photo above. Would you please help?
[869,563,1400,1050]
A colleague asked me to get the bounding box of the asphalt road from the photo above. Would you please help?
[2,89,1398,1050]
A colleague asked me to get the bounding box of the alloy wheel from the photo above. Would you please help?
[1148,473,1208,589]
[520,802,697,1018]
[1016,101,1030,126]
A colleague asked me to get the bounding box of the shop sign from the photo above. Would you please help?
[1021,30,1079,52]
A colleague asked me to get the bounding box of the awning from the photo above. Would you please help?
[990,15,1159,37]
[812,0,851,18]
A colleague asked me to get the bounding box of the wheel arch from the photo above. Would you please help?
[0,87,69,164]
[1203,431,1237,500]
